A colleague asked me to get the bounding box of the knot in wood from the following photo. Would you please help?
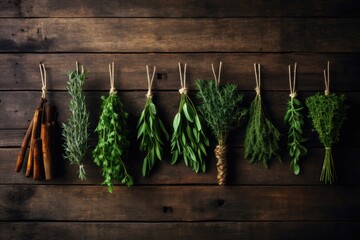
[214,144,228,186]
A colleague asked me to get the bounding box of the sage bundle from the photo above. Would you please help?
[171,63,209,173]
[306,62,347,184]
[93,63,133,193]
[284,63,307,175]
[244,63,281,168]
[137,65,169,177]
[196,62,247,185]
[62,62,90,180]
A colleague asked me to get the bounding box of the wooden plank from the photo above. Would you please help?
[1,53,359,91]
[1,147,359,185]
[0,18,359,52]
[1,185,360,221]
[0,0,19,17]
[20,0,360,18]
[1,222,359,240]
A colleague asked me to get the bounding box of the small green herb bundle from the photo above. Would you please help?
[306,62,347,184]
[137,65,169,177]
[62,62,90,180]
[93,63,133,193]
[244,63,281,168]
[196,62,247,185]
[284,63,307,175]
[171,63,209,173]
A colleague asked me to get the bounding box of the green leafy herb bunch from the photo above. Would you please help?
[92,63,133,193]
[62,62,90,180]
[137,65,169,177]
[284,63,307,175]
[196,62,247,185]
[171,63,209,173]
[244,63,281,168]
[306,62,347,184]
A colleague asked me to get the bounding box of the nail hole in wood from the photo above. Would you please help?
[157,73,167,80]
[218,199,225,207]
[162,206,173,213]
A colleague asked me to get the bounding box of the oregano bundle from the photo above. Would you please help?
[284,63,307,175]
[137,65,169,176]
[244,63,281,168]
[171,63,209,173]
[306,62,347,184]
[196,62,247,185]
[62,63,90,180]
[93,63,133,193]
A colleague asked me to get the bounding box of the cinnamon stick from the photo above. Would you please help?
[33,138,43,180]
[15,119,34,172]
[41,123,53,180]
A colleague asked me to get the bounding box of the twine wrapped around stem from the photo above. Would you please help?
[215,144,228,186]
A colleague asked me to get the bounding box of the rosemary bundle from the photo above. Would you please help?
[284,63,307,175]
[137,65,169,176]
[171,63,209,173]
[244,63,281,168]
[196,62,247,185]
[93,63,133,193]
[306,62,347,184]
[62,63,90,180]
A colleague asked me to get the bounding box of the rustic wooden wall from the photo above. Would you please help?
[1,1,360,239]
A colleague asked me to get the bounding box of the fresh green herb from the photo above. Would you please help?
[93,63,133,193]
[137,66,169,176]
[196,62,247,185]
[62,65,90,180]
[244,63,281,168]
[171,63,209,173]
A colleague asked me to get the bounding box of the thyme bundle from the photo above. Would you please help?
[93,63,133,193]
[244,63,281,168]
[171,63,209,173]
[284,63,307,175]
[62,62,90,180]
[306,62,347,184]
[137,65,169,176]
[196,62,247,185]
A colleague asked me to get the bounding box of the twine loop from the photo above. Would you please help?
[211,61,222,86]
[146,65,156,98]
[109,62,117,94]
[178,62,188,95]
[324,61,330,96]
[214,144,228,186]
[39,63,47,99]
[76,61,84,74]
[254,63,261,95]
[288,62,298,99]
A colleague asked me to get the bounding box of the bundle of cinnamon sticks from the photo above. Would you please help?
[15,64,57,180]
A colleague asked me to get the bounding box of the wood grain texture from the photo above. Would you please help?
[19,0,360,17]
[1,53,359,91]
[0,18,359,52]
[1,185,360,221]
[1,222,359,240]
[1,147,359,185]
[0,0,19,17]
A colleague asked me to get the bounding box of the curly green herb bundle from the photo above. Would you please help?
[171,63,209,173]
[244,63,281,168]
[93,63,133,193]
[306,62,347,184]
[284,63,307,175]
[62,63,90,180]
[196,62,247,185]
[137,66,169,177]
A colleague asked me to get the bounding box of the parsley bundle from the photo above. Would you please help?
[93,63,133,193]
[196,62,247,185]
[244,63,281,168]
[137,65,169,177]
[306,62,347,184]
[62,62,90,180]
[284,63,307,175]
[171,63,209,173]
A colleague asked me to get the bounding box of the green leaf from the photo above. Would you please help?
[149,102,157,114]
[195,115,202,131]
[183,103,194,122]
[293,164,300,175]
[173,113,181,132]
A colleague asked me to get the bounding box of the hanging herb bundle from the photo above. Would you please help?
[284,63,307,175]
[62,62,89,180]
[170,63,209,173]
[196,62,247,185]
[137,65,169,177]
[306,62,347,184]
[244,63,281,168]
[93,62,133,193]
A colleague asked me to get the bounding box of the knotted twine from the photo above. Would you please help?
[178,63,188,95]
[211,61,227,185]
[288,62,298,99]
[324,61,330,96]
[254,63,261,95]
[146,65,156,98]
[109,62,117,94]
[39,63,47,99]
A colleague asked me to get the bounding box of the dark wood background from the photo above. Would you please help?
[1,1,360,239]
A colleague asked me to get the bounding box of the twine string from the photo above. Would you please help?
[109,62,117,94]
[146,65,156,98]
[39,63,47,99]
[288,62,298,99]
[178,63,188,95]
[324,61,330,96]
[254,63,261,95]
[211,61,222,86]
